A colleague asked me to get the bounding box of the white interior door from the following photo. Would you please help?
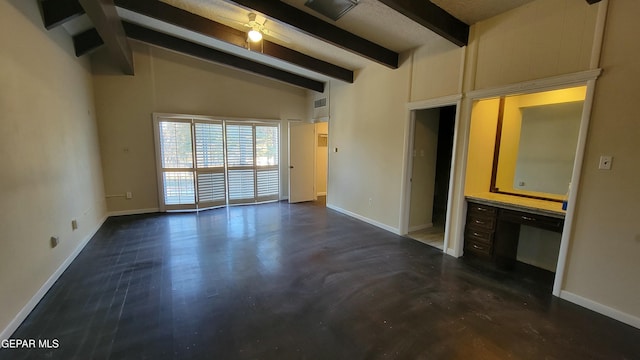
[289,122,316,203]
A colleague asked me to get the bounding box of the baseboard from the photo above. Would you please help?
[316,192,327,196]
[1,215,108,341]
[445,248,460,257]
[108,208,159,217]
[560,290,640,329]
[409,223,433,233]
[326,204,401,235]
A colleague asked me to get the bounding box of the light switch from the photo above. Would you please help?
[598,155,612,170]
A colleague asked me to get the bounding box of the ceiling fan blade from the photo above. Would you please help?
[254,13,267,26]
[263,28,291,44]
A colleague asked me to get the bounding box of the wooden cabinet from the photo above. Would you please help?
[464,202,497,258]
[464,199,565,268]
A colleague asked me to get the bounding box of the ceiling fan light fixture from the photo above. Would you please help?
[248,29,263,42]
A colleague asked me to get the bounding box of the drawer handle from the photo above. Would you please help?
[476,207,487,212]
[472,244,484,250]
[473,232,481,237]
[474,219,486,225]
[522,216,536,222]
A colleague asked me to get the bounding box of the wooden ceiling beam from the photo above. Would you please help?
[39,0,85,30]
[227,0,399,68]
[114,0,353,83]
[73,28,103,56]
[122,22,325,92]
[377,0,469,47]
[78,0,134,75]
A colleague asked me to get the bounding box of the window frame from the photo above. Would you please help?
[153,113,281,212]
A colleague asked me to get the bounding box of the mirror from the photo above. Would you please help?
[491,86,586,201]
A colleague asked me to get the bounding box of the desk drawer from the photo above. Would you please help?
[466,215,496,231]
[499,209,564,233]
[465,228,493,244]
[468,202,498,217]
[464,238,493,257]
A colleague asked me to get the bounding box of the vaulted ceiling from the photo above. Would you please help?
[38,0,600,92]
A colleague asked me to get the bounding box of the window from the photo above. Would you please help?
[154,115,280,211]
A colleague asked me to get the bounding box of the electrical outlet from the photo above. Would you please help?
[71,219,78,230]
[598,155,612,170]
[50,236,59,248]
[126,192,133,199]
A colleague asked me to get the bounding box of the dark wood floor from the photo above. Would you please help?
[2,201,638,359]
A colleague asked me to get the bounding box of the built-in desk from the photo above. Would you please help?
[464,193,565,269]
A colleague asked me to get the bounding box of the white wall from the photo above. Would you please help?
[0,0,107,337]
[92,42,309,214]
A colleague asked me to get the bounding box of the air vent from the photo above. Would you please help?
[305,0,358,21]
[314,98,327,108]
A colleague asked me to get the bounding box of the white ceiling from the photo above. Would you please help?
[68,0,538,85]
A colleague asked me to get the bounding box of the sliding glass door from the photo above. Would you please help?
[154,115,280,211]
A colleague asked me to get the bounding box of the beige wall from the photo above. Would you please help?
[327,0,636,322]
[327,37,464,230]
[410,38,464,101]
[315,122,328,195]
[0,0,106,335]
[2,0,636,339]
[327,58,411,228]
[563,0,640,319]
[460,0,639,322]
[92,42,308,213]
[409,109,440,229]
[470,0,598,89]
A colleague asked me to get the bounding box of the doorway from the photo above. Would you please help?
[288,121,329,206]
[406,106,456,250]
[315,122,329,206]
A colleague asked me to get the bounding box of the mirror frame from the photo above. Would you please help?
[489,96,567,203]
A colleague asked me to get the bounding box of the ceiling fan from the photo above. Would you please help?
[241,12,290,43]
[245,13,266,42]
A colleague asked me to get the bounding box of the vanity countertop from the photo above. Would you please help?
[466,192,566,219]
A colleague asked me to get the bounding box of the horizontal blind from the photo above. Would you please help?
[195,122,224,168]
[255,125,279,166]
[155,116,280,210]
[163,171,195,205]
[158,120,195,209]
[226,123,256,203]
[195,121,226,207]
[256,169,279,199]
[228,169,255,202]
[255,125,279,200]
[159,121,193,169]
[197,171,226,206]
[226,124,254,167]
